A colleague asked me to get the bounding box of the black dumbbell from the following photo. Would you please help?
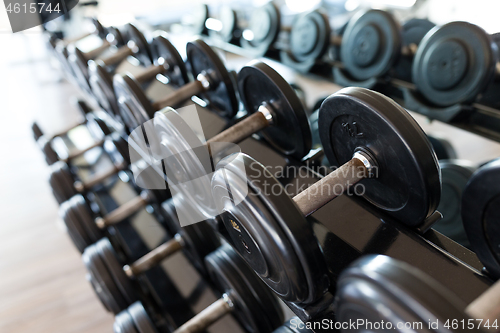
[211,87,441,305]
[432,160,476,248]
[82,204,219,313]
[167,244,283,333]
[412,21,500,107]
[48,17,106,49]
[427,135,457,160]
[90,34,188,120]
[49,133,128,203]
[113,301,158,333]
[153,61,311,219]
[114,39,238,132]
[462,158,500,279]
[69,24,153,97]
[335,254,500,332]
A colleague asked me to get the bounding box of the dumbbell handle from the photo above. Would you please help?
[466,280,500,331]
[83,40,112,60]
[293,152,374,217]
[95,191,149,228]
[61,139,105,163]
[73,162,126,192]
[133,65,165,83]
[151,74,209,111]
[97,45,134,67]
[173,294,233,333]
[123,234,184,277]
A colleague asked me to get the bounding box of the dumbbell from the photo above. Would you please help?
[48,18,106,49]
[59,161,170,253]
[336,255,500,332]
[82,205,220,313]
[153,61,312,219]
[412,21,500,107]
[90,34,188,120]
[114,39,238,132]
[209,5,245,44]
[113,301,158,333]
[432,160,476,248]
[427,135,457,160]
[211,87,441,305]
[167,244,283,333]
[49,133,129,204]
[462,158,500,279]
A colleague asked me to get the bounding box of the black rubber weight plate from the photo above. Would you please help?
[127,24,153,66]
[462,159,500,279]
[289,10,330,62]
[186,39,238,117]
[341,9,401,81]
[40,136,60,165]
[128,301,157,333]
[336,255,469,331]
[72,194,103,245]
[402,18,435,46]
[212,153,329,304]
[150,35,189,86]
[114,307,139,333]
[205,244,284,333]
[412,21,496,106]
[89,61,118,117]
[428,136,457,160]
[114,74,154,131]
[319,87,441,227]
[237,62,312,159]
[60,196,93,253]
[49,161,76,203]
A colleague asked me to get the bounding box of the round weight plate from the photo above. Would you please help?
[97,238,137,306]
[289,10,330,62]
[114,74,153,131]
[413,22,496,106]
[212,153,329,304]
[241,3,280,51]
[91,18,107,39]
[86,115,112,142]
[71,194,103,245]
[83,242,127,313]
[114,307,140,333]
[192,4,209,35]
[433,160,475,248]
[154,109,216,219]
[149,35,189,87]
[178,221,220,273]
[427,135,457,160]
[341,10,401,81]
[205,244,284,333]
[319,87,441,227]
[237,62,312,159]
[39,136,60,165]
[89,62,119,117]
[217,6,237,42]
[49,161,77,203]
[186,39,238,117]
[128,301,157,333]
[336,255,469,331]
[402,18,435,47]
[32,122,43,141]
[462,159,500,279]
[76,99,93,115]
[68,46,93,94]
[107,26,125,47]
[110,133,131,164]
[127,24,153,66]
[60,197,92,253]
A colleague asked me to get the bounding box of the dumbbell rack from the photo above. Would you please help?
[45,12,499,333]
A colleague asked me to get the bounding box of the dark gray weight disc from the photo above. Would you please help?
[91,18,107,39]
[433,160,475,247]
[69,194,103,246]
[32,122,43,141]
[462,159,500,279]
[114,307,140,333]
[126,24,153,66]
[114,74,153,131]
[68,45,94,94]
[40,136,59,165]
[49,161,76,203]
[428,135,457,160]
[237,62,312,159]
[336,255,469,332]
[205,244,284,333]
[212,153,329,304]
[97,238,137,305]
[341,9,401,81]
[186,39,239,117]
[149,35,189,87]
[289,10,330,62]
[83,242,128,313]
[60,197,92,253]
[128,301,157,333]
[319,87,441,227]
[86,115,112,141]
[241,3,280,54]
[89,61,119,117]
[216,6,237,42]
[413,21,496,106]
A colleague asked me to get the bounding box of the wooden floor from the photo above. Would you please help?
[0,32,115,332]
[1,29,500,333]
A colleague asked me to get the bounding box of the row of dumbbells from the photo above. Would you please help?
[195,2,500,111]
[39,14,500,333]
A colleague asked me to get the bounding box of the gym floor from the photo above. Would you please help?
[1,29,500,333]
